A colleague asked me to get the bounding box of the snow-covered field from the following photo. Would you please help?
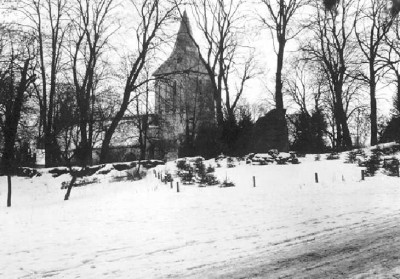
[1,155,400,278]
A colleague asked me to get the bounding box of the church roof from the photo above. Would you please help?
[153,11,208,76]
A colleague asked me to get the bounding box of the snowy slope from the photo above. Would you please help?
[1,156,400,278]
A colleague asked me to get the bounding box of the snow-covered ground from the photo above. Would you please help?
[1,155,400,278]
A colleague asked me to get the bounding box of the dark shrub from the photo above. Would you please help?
[78,165,105,177]
[49,167,70,177]
[345,151,357,163]
[276,157,287,165]
[181,171,194,184]
[220,178,235,187]
[176,159,188,170]
[164,173,173,182]
[206,165,215,173]
[383,157,399,176]
[365,152,382,176]
[113,162,135,171]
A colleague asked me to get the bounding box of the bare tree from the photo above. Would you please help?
[223,50,260,124]
[99,0,179,163]
[354,0,392,146]
[0,27,36,207]
[130,68,156,160]
[16,0,70,167]
[284,59,325,115]
[67,0,118,166]
[301,0,359,149]
[380,16,400,116]
[283,59,328,152]
[259,0,308,111]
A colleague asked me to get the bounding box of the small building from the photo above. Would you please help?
[153,11,215,160]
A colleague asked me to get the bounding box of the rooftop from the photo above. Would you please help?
[153,11,208,76]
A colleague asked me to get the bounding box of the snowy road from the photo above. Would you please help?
[1,158,400,278]
[198,211,400,278]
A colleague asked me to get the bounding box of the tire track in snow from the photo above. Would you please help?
[169,211,400,278]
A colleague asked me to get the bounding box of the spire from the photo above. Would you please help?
[153,10,207,76]
[174,10,195,51]
[177,10,193,37]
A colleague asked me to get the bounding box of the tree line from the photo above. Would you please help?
[1,0,400,174]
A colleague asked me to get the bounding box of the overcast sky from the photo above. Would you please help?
[0,0,394,117]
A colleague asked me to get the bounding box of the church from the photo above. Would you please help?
[153,11,215,160]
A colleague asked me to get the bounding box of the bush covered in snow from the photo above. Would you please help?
[126,167,147,181]
[15,167,42,178]
[195,161,218,186]
[227,157,235,168]
[176,159,190,171]
[175,157,219,186]
[326,152,340,160]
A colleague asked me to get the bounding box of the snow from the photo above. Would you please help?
[1,155,400,278]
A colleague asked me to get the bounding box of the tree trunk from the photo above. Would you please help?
[275,38,285,111]
[1,58,33,206]
[215,90,224,127]
[370,70,378,146]
[335,110,342,148]
[397,75,400,115]
[44,135,54,167]
[79,120,89,166]
[341,117,352,149]
[334,85,352,149]
[139,118,148,161]
[2,124,16,172]
[64,174,77,201]
[99,103,128,163]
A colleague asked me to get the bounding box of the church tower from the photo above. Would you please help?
[153,11,215,160]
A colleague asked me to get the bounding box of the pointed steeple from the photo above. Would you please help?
[178,11,193,36]
[153,10,206,76]
[173,10,196,53]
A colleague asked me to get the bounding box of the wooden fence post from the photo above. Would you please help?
[253,176,256,187]
[177,182,180,193]
[361,170,365,181]
[315,173,319,183]
[7,175,11,207]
